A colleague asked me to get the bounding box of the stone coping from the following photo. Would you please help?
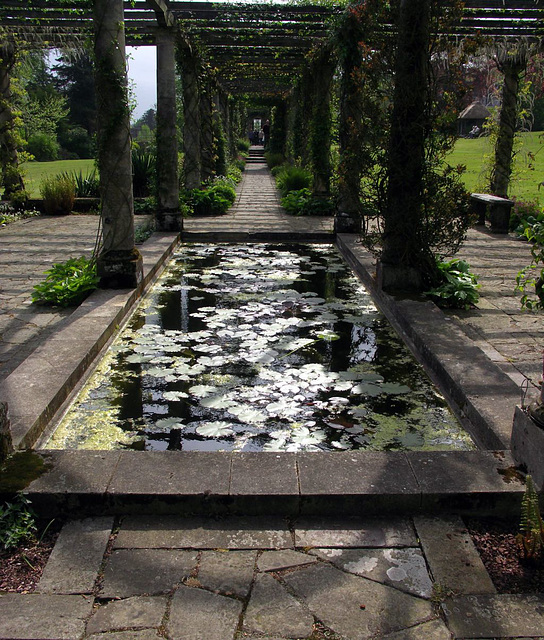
[0,231,528,516]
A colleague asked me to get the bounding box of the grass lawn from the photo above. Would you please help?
[447,131,544,205]
[22,159,96,198]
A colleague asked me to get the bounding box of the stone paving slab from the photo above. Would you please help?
[87,632,162,640]
[382,618,454,639]
[197,549,257,597]
[167,585,243,640]
[37,516,114,594]
[85,596,167,635]
[415,515,496,596]
[443,593,544,638]
[243,572,314,638]
[310,547,433,598]
[0,593,94,639]
[257,549,318,572]
[283,562,436,639]
[114,515,293,549]
[293,516,417,548]
[100,549,198,598]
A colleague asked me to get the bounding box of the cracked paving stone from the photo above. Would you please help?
[85,596,168,635]
[283,562,435,639]
[244,573,314,638]
[310,547,433,598]
[167,584,242,640]
[197,550,257,597]
[100,549,197,598]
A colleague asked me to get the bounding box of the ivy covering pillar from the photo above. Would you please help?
[93,0,142,289]
[490,46,528,198]
[0,39,25,201]
[179,42,201,189]
[379,0,431,291]
[156,27,181,231]
[310,47,335,197]
[200,75,215,183]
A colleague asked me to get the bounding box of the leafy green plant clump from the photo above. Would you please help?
[281,188,334,216]
[32,256,99,307]
[59,169,100,198]
[510,199,544,234]
[40,174,76,215]
[0,493,37,550]
[185,179,237,216]
[516,219,544,310]
[517,475,544,560]
[264,152,285,170]
[275,165,312,197]
[425,258,480,309]
[0,203,40,227]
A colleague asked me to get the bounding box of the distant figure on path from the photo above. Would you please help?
[263,119,270,148]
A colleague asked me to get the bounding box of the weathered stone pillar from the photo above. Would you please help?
[0,39,25,200]
[0,401,12,462]
[378,0,431,291]
[200,76,215,184]
[156,28,181,231]
[310,48,335,196]
[336,18,364,234]
[490,47,528,198]
[179,42,201,189]
[93,0,142,288]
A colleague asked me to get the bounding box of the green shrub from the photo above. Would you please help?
[280,188,334,216]
[32,256,99,307]
[275,165,312,197]
[516,220,544,310]
[237,138,251,153]
[425,258,480,309]
[59,169,99,198]
[134,197,156,215]
[265,152,285,170]
[132,149,156,198]
[0,494,37,550]
[0,202,39,226]
[226,164,243,184]
[184,179,237,216]
[40,174,76,215]
[27,132,59,162]
[510,199,544,234]
[59,125,94,159]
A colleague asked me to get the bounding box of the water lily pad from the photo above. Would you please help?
[189,384,219,397]
[196,421,234,438]
[154,417,185,431]
[162,391,189,401]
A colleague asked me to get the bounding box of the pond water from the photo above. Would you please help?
[44,243,475,452]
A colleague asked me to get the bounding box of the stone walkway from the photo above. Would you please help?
[0,149,543,638]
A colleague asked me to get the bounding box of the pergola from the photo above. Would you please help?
[0,0,542,290]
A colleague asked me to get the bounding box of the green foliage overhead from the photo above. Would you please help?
[32,256,99,307]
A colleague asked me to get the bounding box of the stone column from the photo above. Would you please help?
[93,0,143,288]
[0,39,25,200]
[156,28,181,231]
[379,0,431,291]
[490,47,528,198]
[200,76,215,184]
[310,48,335,197]
[179,43,201,189]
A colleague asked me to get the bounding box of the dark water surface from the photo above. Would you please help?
[45,244,475,452]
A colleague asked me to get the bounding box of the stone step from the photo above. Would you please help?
[21,449,524,519]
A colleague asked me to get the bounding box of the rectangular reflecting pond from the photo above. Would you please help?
[44,243,475,452]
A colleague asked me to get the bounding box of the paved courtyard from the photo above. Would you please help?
[0,149,543,638]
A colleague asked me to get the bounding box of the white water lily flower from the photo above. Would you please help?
[196,422,234,438]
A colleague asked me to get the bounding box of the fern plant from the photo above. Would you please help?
[517,475,544,560]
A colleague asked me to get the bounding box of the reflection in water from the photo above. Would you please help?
[45,244,475,452]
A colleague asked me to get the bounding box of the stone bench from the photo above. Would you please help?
[470,193,514,234]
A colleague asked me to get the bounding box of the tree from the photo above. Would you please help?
[53,51,96,135]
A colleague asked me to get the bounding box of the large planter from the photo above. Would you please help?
[511,405,544,489]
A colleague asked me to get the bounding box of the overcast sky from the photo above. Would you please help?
[127,46,157,121]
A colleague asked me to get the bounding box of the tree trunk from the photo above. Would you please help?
[379,0,431,291]
[93,0,142,288]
